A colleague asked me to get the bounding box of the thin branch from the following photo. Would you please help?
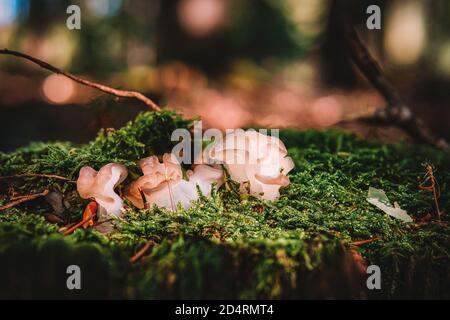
[130,239,156,264]
[0,189,49,211]
[58,222,76,233]
[336,0,450,152]
[418,165,442,221]
[62,201,97,235]
[63,212,94,236]
[0,173,73,182]
[351,237,380,246]
[0,48,161,111]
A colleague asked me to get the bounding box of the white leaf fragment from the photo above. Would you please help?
[367,187,412,223]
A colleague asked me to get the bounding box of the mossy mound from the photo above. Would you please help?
[0,111,449,299]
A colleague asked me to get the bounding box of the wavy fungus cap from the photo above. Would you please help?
[205,130,294,200]
[125,153,223,210]
[76,163,128,217]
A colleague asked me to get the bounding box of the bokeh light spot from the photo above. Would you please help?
[42,74,75,104]
[0,0,20,26]
[385,1,426,65]
[311,96,343,127]
[177,0,226,37]
[86,0,123,18]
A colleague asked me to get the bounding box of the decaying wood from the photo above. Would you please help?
[336,0,450,152]
[0,189,49,211]
[0,48,161,111]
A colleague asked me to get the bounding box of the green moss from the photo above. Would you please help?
[0,112,449,299]
[0,111,192,219]
[0,110,191,179]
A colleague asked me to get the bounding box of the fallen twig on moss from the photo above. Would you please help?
[63,213,94,236]
[418,165,442,221]
[63,201,97,235]
[0,173,73,182]
[0,48,161,111]
[0,189,49,211]
[336,0,450,152]
[351,237,380,246]
[130,239,156,264]
[1,127,449,299]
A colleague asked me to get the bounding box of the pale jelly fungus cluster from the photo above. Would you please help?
[75,130,295,218]
[204,130,295,200]
[76,163,128,217]
[124,154,223,210]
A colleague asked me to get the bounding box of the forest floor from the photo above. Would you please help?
[0,111,449,299]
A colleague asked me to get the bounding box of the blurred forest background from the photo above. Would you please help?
[0,0,449,151]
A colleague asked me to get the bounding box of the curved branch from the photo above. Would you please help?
[0,189,49,211]
[336,0,450,152]
[0,173,72,181]
[130,240,156,263]
[0,48,161,111]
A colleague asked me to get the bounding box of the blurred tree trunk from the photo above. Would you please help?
[319,0,386,89]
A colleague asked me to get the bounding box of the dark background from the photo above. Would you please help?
[1,0,449,151]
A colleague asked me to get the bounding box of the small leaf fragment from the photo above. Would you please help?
[367,187,412,223]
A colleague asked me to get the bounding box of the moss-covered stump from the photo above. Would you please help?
[0,112,449,299]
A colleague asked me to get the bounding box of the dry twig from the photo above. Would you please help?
[0,173,72,182]
[336,0,450,152]
[63,213,94,236]
[130,240,156,263]
[418,165,442,220]
[351,237,380,246]
[63,201,98,235]
[0,189,49,211]
[0,48,161,111]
